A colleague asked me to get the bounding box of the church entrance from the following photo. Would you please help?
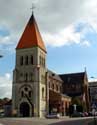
[20,102,30,117]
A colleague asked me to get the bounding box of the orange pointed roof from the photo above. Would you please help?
[16,13,46,52]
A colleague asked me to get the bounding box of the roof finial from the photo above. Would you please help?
[30,3,35,14]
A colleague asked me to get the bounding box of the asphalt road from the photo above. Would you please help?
[0,117,93,125]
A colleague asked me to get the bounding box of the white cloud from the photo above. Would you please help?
[5,73,11,80]
[81,40,91,47]
[0,73,12,98]
[43,23,92,47]
[89,78,97,82]
[0,0,97,49]
[43,24,81,47]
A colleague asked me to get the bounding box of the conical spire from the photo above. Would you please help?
[16,13,46,52]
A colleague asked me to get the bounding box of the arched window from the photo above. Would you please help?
[25,73,28,82]
[31,55,33,65]
[25,56,28,65]
[44,58,45,67]
[42,57,44,66]
[42,88,44,99]
[21,91,24,97]
[20,56,23,65]
[40,56,42,65]
[24,87,28,91]
[29,73,34,81]
[20,73,23,82]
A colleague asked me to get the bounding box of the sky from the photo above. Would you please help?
[0,0,97,98]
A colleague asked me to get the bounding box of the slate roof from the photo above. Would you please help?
[16,13,46,52]
[47,70,63,82]
[59,72,86,84]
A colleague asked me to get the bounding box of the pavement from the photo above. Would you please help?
[0,116,94,125]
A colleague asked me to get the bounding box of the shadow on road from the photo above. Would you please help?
[48,118,93,125]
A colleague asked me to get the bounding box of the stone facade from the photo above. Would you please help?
[12,47,47,117]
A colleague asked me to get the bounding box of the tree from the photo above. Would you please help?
[71,97,86,112]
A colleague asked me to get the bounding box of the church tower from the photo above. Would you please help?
[12,13,47,117]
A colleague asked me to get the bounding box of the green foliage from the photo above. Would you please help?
[71,97,87,112]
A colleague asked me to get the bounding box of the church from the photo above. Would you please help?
[12,13,89,117]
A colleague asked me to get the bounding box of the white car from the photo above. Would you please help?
[46,113,60,119]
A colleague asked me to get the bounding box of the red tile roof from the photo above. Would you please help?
[16,14,46,52]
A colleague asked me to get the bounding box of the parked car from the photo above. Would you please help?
[46,113,60,119]
[88,112,93,116]
[0,112,4,117]
[83,112,88,117]
[71,112,83,117]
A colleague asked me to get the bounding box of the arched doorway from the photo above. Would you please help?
[20,102,30,117]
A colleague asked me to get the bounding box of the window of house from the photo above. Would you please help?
[42,57,44,66]
[20,56,23,65]
[21,91,24,97]
[25,73,28,82]
[31,55,33,65]
[42,88,44,99]
[29,73,34,81]
[25,87,28,91]
[40,56,42,65]
[25,56,28,65]
[42,58,45,67]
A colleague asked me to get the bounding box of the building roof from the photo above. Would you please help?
[16,13,46,52]
[89,81,97,87]
[59,72,86,84]
[47,70,63,82]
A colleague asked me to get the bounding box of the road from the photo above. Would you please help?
[0,117,93,125]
